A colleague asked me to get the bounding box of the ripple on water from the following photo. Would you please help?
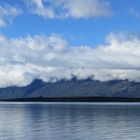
[0,102,140,140]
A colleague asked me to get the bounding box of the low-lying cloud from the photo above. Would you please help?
[0,33,140,87]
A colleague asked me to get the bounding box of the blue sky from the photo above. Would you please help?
[1,0,140,86]
[0,0,140,46]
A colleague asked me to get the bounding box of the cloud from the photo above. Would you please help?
[0,33,140,87]
[25,0,112,19]
[0,5,22,28]
[129,7,139,18]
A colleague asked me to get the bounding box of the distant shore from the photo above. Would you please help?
[1,96,140,102]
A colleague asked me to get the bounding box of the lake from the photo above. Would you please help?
[0,102,140,140]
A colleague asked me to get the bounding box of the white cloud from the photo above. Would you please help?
[25,0,55,18]
[1,33,140,87]
[25,0,112,19]
[0,5,22,27]
[129,7,139,18]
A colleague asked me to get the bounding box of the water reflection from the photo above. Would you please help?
[0,103,140,140]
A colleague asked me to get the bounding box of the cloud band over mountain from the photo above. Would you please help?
[0,33,140,87]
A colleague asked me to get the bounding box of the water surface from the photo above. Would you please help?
[0,102,140,140]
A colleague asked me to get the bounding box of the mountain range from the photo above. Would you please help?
[0,78,140,100]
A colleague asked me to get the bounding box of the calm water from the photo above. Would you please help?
[0,103,140,140]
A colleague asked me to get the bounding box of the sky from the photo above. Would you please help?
[0,0,140,87]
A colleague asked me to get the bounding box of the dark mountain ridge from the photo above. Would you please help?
[0,78,140,99]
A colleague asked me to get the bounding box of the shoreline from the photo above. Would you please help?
[1,96,140,102]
